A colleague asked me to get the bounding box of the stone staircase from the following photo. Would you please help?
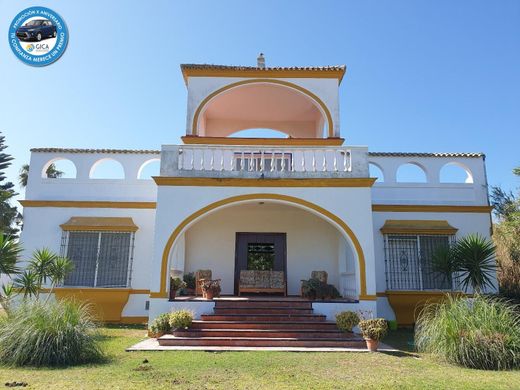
[158,299,365,348]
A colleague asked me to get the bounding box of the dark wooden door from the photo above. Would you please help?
[234,233,287,295]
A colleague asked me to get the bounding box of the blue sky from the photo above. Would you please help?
[0,0,518,198]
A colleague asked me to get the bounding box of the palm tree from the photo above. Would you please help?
[514,167,520,176]
[19,163,64,188]
[452,234,497,293]
[431,245,457,290]
[0,234,21,275]
[28,248,58,297]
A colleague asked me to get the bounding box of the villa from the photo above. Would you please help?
[19,55,496,346]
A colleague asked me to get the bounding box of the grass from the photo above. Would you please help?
[0,326,519,389]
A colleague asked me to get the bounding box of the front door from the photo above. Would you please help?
[234,233,287,295]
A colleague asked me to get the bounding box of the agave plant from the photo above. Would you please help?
[14,270,39,298]
[28,248,59,291]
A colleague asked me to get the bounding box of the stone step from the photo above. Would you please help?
[213,307,314,315]
[201,314,326,322]
[190,320,338,330]
[214,300,312,309]
[158,335,365,348]
[173,328,354,339]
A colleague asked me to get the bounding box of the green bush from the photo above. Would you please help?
[0,300,104,366]
[335,311,360,332]
[301,279,341,300]
[183,272,196,290]
[169,309,193,330]
[148,313,171,336]
[358,318,388,341]
[415,295,520,370]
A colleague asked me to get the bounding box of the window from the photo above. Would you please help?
[384,234,456,290]
[247,243,275,270]
[61,231,134,288]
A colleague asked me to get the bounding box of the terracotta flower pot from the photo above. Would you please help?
[205,290,215,300]
[365,338,379,352]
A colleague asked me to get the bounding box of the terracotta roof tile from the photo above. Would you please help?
[369,152,484,158]
[30,148,160,154]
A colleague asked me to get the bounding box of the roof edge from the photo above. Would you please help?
[369,152,485,158]
[30,148,160,154]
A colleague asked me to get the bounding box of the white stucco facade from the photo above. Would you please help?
[19,64,496,324]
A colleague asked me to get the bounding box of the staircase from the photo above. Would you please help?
[157,299,365,348]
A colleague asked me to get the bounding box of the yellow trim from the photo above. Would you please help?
[358,294,378,301]
[20,200,157,209]
[40,288,150,294]
[385,290,471,325]
[120,316,149,324]
[181,136,345,146]
[372,204,493,213]
[60,217,138,232]
[182,68,346,85]
[151,193,369,298]
[192,79,335,138]
[380,220,458,235]
[153,177,376,188]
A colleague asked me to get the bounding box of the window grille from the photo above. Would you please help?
[384,234,457,290]
[60,231,135,288]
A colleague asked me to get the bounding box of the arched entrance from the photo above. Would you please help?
[153,194,369,299]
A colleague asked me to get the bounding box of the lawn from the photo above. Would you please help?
[0,326,519,390]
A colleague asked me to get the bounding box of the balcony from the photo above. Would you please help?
[160,145,370,178]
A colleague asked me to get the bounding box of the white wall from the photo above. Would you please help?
[183,202,341,295]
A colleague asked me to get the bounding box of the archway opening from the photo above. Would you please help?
[396,163,427,183]
[196,82,329,138]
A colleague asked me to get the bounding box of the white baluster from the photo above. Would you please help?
[333,150,338,172]
[270,151,275,172]
[220,150,224,171]
[260,150,265,172]
[281,151,285,172]
[301,150,306,172]
[210,149,215,171]
[229,150,234,171]
[343,151,348,172]
[200,149,205,171]
[249,151,254,171]
[190,149,194,170]
[312,150,317,172]
[178,148,183,170]
[240,151,245,171]
[291,151,295,172]
[322,150,327,172]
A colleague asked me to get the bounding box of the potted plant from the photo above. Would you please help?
[358,318,388,352]
[169,277,186,300]
[181,272,196,296]
[200,279,221,299]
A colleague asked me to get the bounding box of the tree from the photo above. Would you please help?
[0,235,22,313]
[19,163,63,188]
[0,132,19,237]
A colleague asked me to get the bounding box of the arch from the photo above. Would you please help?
[396,162,427,183]
[369,162,385,182]
[154,193,370,299]
[41,158,77,179]
[228,128,289,138]
[192,79,334,138]
[89,158,125,179]
[440,162,474,183]
[138,158,160,179]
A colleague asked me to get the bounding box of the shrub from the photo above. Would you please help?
[169,309,193,330]
[183,272,196,290]
[148,313,171,336]
[0,300,104,366]
[358,318,388,341]
[301,279,341,300]
[415,295,520,370]
[170,277,186,291]
[335,311,359,332]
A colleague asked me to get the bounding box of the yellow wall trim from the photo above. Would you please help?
[153,177,376,188]
[380,220,458,235]
[182,68,346,85]
[120,316,149,324]
[358,294,378,301]
[60,217,139,232]
[372,204,493,213]
[192,79,335,138]
[20,200,157,209]
[41,288,150,294]
[181,136,345,146]
[151,193,369,298]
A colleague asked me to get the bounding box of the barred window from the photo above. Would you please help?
[384,234,456,291]
[61,231,134,288]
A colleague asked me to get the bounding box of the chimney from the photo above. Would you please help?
[257,53,265,69]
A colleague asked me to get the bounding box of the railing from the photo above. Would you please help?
[177,145,352,173]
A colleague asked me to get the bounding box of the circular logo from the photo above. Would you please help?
[8,6,68,66]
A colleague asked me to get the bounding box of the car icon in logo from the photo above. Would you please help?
[16,19,56,42]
